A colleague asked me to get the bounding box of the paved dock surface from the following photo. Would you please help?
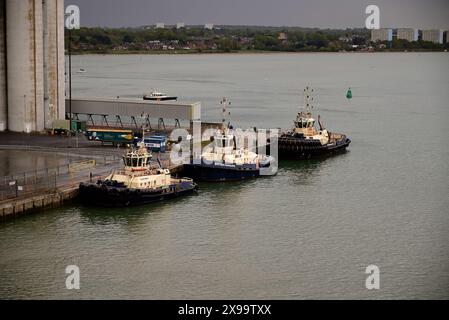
[0,132,182,221]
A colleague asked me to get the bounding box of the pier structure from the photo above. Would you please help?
[67,97,202,132]
[0,0,66,133]
[0,142,182,221]
[0,152,121,221]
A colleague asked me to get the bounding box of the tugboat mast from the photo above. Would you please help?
[220,97,231,130]
[302,86,314,116]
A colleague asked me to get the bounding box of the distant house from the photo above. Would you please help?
[239,37,253,45]
[156,23,165,29]
[278,32,288,43]
[176,23,185,29]
[204,24,214,30]
[338,36,352,43]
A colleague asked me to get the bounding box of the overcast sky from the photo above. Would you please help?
[68,0,449,29]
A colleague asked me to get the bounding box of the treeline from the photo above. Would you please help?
[65,26,448,53]
[389,39,448,50]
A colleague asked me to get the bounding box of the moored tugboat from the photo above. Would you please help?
[278,87,351,159]
[183,98,277,182]
[79,143,197,207]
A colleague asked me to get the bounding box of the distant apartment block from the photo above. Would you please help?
[176,23,185,29]
[156,23,165,29]
[422,30,443,44]
[204,24,214,30]
[397,28,419,42]
[371,28,393,42]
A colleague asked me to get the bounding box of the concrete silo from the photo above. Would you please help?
[3,0,65,133]
[42,0,65,129]
[0,0,7,131]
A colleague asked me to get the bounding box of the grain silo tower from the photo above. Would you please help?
[0,0,6,131]
[0,0,65,132]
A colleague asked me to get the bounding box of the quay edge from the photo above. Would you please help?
[0,187,79,222]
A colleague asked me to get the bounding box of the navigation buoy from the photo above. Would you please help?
[346,88,353,99]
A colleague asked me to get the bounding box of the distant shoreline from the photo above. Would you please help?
[69,49,447,56]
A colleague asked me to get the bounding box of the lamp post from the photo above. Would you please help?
[64,13,73,133]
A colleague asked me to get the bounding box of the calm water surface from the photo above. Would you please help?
[1,53,448,299]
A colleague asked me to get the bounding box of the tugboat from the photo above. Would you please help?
[183,98,277,182]
[278,87,351,159]
[79,143,197,207]
[143,89,178,101]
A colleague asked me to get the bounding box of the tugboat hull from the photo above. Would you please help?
[278,134,351,159]
[78,181,197,207]
[183,164,261,182]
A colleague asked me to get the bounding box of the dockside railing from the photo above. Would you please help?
[0,155,122,202]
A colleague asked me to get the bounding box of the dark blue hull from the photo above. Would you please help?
[183,163,260,182]
[78,180,197,207]
[278,134,351,159]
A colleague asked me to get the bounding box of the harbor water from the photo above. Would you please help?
[0,52,448,299]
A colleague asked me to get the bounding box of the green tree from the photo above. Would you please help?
[123,34,135,43]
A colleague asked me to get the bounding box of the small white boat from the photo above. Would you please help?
[143,89,177,101]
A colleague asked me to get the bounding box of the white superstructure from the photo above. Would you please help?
[106,144,177,190]
[292,87,330,146]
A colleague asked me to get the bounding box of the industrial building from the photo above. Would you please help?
[422,29,444,44]
[371,28,393,42]
[68,97,201,129]
[0,0,66,133]
[397,28,419,42]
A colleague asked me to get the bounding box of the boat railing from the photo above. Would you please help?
[112,168,160,176]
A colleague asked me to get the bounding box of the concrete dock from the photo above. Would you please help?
[0,132,184,222]
[0,187,79,221]
[0,157,120,221]
[0,118,225,222]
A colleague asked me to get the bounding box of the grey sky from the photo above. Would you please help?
[69,0,449,29]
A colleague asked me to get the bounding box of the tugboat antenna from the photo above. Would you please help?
[303,87,314,115]
[220,97,231,129]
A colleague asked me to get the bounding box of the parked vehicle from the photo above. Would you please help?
[85,128,134,146]
[139,135,167,153]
